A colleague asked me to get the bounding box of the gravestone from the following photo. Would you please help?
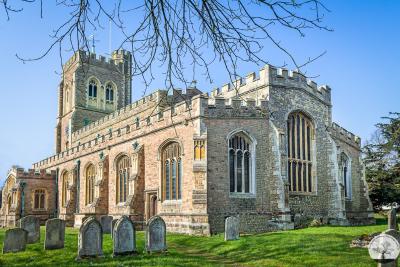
[113,216,136,256]
[369,232,400,267]
[19,215,40,243]
[111,218,118,239]
[145,216,167,253]
[45,218,65,250]
[77,216,103,260]
[2,228,27,253]
[100,215,113,234]
[388,208,398,231]
[225,216,240,241]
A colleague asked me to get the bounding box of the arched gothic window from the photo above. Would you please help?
[105,83,114,102]
[116,155,130,203]
[161,142,182,201]
[228,133,253,194]
[340,153,351,198]
[34,189,45,210]
[85,164,95,205]
[88,79,98,98]
[287,111,314,193]
[61,172,68,207]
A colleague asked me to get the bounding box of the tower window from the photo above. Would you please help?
[105,84,114,102]
[88,79,98,98]
[287,111,314,193]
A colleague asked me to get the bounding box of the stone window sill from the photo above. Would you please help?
[289,192,317,196]
[33,208,47,212]
[229,193,256,199]
[116,202,127,207]
[162,200,182,206]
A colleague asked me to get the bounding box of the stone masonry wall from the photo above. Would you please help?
[330,123,375,224]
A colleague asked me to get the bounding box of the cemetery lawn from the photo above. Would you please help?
[0,218,388,267]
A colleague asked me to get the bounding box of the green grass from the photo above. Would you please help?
[0,218,388,267]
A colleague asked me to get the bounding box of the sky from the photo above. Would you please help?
[0,1,399,184]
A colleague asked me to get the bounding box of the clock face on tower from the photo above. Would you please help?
[368,233,400,260]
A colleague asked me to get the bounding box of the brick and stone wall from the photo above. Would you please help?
[21,58,374,235]
[0,167,56,227]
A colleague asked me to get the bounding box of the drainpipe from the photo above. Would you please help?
[20,181,26,218]
[75,160,81,214]
[55,168,59,218]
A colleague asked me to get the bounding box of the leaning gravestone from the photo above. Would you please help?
[100,215,113,234]
[145,216,167,253]
[19,215,40,243]
[113,216,136,256]
[388,208,398,231]
[2,228,27,253]
[111,218,118,239]
[225,216,240,241]
[45,218,66,250]
[77,216,103,260]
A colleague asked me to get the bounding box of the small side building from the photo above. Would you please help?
[0,167,56,227]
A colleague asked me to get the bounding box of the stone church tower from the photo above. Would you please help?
[55,49,132,153]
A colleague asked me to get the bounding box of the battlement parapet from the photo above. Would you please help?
[72,90,169,140]
[111,49,132,57]
[331,122,361,147]
[209,66,269,99]
[34,94,206,169]
[7,167,55,180]
[63,50,128,73]
[33,92,268,169]
[209,64,331,104]
[269,66,331,103]
[206,95,268,118]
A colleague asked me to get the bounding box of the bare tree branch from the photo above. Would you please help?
[2,0,331,99]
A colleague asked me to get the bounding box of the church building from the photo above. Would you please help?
[0,49,375,235]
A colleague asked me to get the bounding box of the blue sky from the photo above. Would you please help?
[0,1,399,183]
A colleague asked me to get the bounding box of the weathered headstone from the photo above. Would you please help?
[369,232,400,267]
[19,215,40,243]
[388,208,398,231]
[111,218,118,239]
[100,215,113,234]
[77,216,103,260]
[225,216,240,241]
[45,218,66,250]
[145,216,167,253]
[2,228,27,253]
[113,216,136,256]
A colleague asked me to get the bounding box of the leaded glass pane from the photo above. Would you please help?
[244,152,250,193]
